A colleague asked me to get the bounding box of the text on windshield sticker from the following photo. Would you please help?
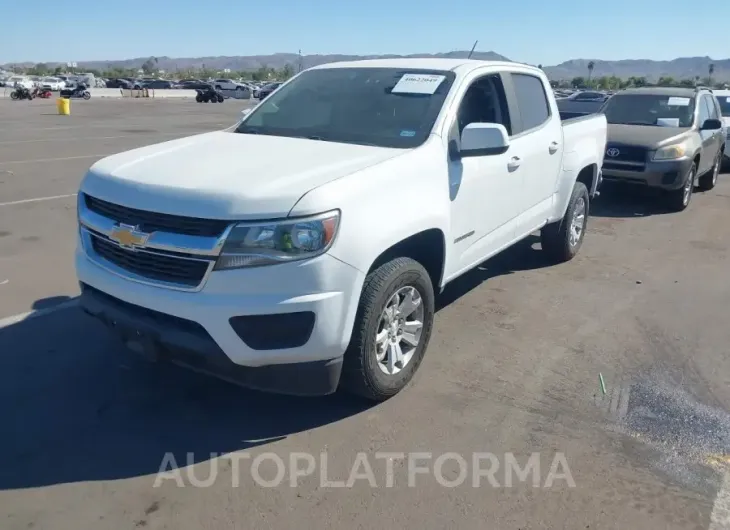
[392,74,446,95]
[666,97,690,106]
[657,118,680,127]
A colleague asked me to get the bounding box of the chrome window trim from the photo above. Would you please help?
[80,228,216,293]
[78,194,233,257]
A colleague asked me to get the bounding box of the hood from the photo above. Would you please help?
[607,124,692,149]
[81,131,405,220]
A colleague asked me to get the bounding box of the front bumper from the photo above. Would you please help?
[76,240,366,395]
[602,156,695,190]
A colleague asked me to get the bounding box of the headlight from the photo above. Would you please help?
[214,210,340,270]
[653,143,687,161]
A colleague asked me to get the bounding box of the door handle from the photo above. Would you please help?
[507,156,521,171]
[549,141,560,154]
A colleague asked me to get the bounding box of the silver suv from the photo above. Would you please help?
[600,87,725,211]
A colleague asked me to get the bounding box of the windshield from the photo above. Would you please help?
[601,94,695,127]
[716,95,730,117]
[235,67,455,148]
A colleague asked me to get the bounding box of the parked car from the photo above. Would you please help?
[75,59,606,401]
[213,78,250,96]
[143,80,178,90]
[178,80,211,90]
[6,76,34,89]
[599,86,724,210]
[556,90,610,118]
[39,77,65,91]
[714,89,730,168]
[257,82,282,100]
[106,78,133,89]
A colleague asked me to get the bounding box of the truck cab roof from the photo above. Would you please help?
[309,58,536,76]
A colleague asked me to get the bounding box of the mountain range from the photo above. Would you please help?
[4,51,730,82]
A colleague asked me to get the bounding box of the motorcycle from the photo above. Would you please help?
[60,85,91,100]
[33,87,53,99]
[10,86,33,100]
[195,86,224,103]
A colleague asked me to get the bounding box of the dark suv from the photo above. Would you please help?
[600,87,725,211]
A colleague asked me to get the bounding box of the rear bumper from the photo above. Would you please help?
[602,157,694,190]
[79,283,343,396]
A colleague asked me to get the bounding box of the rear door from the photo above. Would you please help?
[504,72,563,219]
[699,95,721,173]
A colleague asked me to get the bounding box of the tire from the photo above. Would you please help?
[541,181,589,262]
[340,257,435,401]
[217,95,224,103]
[698,153,720,191]
[10,91,18,100]
[667,162,695,212]
[195,94,203,103]
[83,91,91,100]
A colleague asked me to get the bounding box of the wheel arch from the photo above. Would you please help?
[366,229,447,292]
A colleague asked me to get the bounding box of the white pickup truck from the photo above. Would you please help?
[76,59,607,401]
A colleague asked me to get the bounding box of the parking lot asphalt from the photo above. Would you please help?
[1,99,730,530]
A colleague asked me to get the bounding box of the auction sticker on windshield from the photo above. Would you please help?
[667,97,690,106]
[392,74,446,95]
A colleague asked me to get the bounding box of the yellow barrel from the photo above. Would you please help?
[57,98,70,115]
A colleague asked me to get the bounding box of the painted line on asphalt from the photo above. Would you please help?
[0,193,77,207]
[710,471,730,529]
[0,154,112,166]
[0,298,79,329]
[0,131,209,145]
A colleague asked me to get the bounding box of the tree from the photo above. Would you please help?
[587,61,595,82]
[279,64,294,80]
[570,76,586,88]
[708,63,715,85]
[657,76,676,87]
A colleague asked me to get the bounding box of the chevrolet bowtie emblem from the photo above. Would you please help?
[109,224,150,249]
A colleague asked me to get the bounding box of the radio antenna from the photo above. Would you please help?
[467,40,478,59]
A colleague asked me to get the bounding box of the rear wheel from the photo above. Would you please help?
[541,181,589,262]
[667,163,695,212]
[195,94,203,103]
[10,91,18,100]
[341,257,435,401]
[698,153,720,191]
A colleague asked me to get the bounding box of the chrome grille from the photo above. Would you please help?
[84,194,229,237]
[90,235,211,288]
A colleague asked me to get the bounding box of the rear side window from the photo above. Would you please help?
[511,73,551,133]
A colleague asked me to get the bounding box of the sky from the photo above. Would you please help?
[3,0,728,65]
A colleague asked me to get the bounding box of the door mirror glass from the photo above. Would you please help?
[701,118,722,131]
[460,123,510,157]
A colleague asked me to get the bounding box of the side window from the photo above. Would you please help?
[454,74,511,137]
[698,96,711,125]
[511,73,551,133]
[703,95,719,120]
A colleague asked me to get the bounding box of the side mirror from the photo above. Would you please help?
[241,108,251,117]
[459,123,510,157]
[701,118,722,131]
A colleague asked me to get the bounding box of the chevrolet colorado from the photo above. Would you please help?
[76,59,607,401]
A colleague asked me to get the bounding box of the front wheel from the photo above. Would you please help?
[10,91,18,100]
[667,163,695,212]
[341,257,435,401]
[541,181,589,263]
[82,91,91,100]
[195,94,203,103]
